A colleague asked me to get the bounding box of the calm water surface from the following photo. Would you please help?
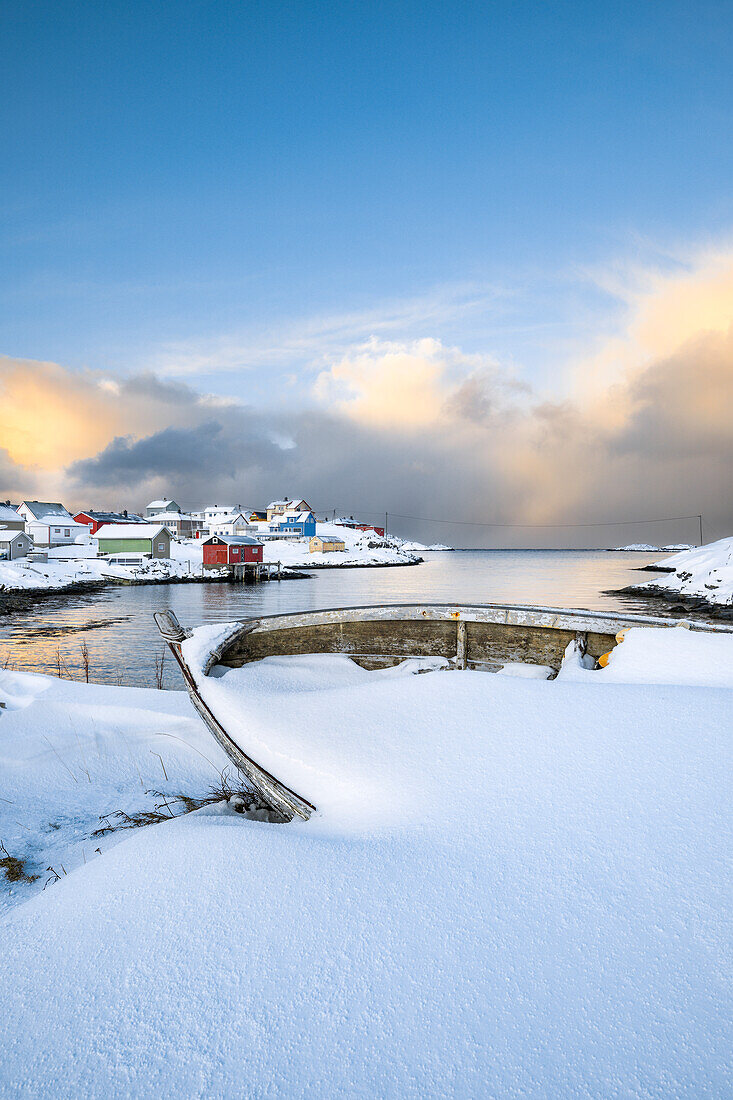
[1,551,669,688]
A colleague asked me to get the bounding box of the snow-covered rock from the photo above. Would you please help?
[633,536,733,606]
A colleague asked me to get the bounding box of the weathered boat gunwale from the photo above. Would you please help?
[153,610,316,821]
[213,601,733,672]
[154,601,733,822]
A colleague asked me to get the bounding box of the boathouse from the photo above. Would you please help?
[202,535,263,567]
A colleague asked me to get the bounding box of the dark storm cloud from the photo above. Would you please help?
[67,415,290,506]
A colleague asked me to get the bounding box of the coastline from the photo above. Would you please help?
[608,584,733,621]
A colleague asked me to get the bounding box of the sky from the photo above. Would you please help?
[1,0,733,546]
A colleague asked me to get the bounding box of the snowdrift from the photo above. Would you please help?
[0,626,731,1097]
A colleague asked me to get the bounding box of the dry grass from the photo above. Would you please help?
[0,841,40,884]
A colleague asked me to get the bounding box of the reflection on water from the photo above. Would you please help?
[1,551,667,688]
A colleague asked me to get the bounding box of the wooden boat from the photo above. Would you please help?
[154,602,733,821]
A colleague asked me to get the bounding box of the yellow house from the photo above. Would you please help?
[309,535,345,553]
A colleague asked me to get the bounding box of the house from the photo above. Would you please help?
[145,498,180,518]
[146,511,198,538]
[16,502,88,547]
[0,503,26,533]
[309,535,346,554]
[0,531,34,560]
[203,504,250,527]
[275,510,317,538]
[202,535,263,568]
[96,524,171,559]
[207,511,259,538]
[74,510,146,535]
[266,498,312,521]
[335,520,385,537]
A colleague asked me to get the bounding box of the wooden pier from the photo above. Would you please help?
[231,561,283,583]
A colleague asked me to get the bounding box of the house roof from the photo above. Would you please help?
[147,511,194,523]
[20,501,72,520]
[203,534,262,546]
[96,524,170,540]
[27,516,87,529]
[0,530,29,544]
[146,499,178,509]
[279,510,314,521]
[313,535,344,544]
[76,511,146,524]
[0,504,23,523]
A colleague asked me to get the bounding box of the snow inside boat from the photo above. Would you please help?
[154,602,733,822]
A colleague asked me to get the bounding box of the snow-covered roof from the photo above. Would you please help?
[203,534,262,545]
[0,530,29,544]
[77,510,146,524]
[27,515,87,528]
[97,524,170,540]
[313,535,344,544]
[146,499,178,509]
[279,510,313,521]
[147,511,194,523]
[0,504,23,523]
[20,501,72,520]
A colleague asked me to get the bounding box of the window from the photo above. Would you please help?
[54,528,61,534]
[64,529,70,537]
[157,543,165,552]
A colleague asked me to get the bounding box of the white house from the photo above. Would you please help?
[16,502,88,547]
[146,511,198,538]
[145,498,180,518]
[0,531,33,560]
[203,504,250,529]
[207,511,259,537]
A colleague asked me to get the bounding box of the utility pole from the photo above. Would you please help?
[699,514,704,546]
[385,512,388,536]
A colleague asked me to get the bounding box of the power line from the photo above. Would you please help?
[319,510,703,530]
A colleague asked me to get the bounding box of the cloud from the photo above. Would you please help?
[147,282,504,377]
[67,416,288,506]
[313,337,521,430]
[2,243,733,544]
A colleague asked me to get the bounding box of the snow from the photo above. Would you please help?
[612,543,692,551]
[0,627,731,1096]
[399,539,454,551]
[261,521,424,567]
[633,536,733,606]
[0,552,217,592]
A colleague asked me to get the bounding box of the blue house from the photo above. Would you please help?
[277,510,316,537]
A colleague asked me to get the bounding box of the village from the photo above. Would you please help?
[0,495,431,595]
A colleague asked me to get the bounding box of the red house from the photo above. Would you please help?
[202,535,263,567]
[74,510,146,535]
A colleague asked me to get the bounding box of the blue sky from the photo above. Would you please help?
[2,1,733,543]
[3,0,733,402]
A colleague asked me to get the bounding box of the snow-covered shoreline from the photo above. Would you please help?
[0,524,431,602]
[628,536,733,609]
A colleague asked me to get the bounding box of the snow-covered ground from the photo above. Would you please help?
[0,551,212,593]
[0,524,426,593]
[612,542,692,552]
[632,536,733,606]
[260,521,424,567]
[1,625,730,1097]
